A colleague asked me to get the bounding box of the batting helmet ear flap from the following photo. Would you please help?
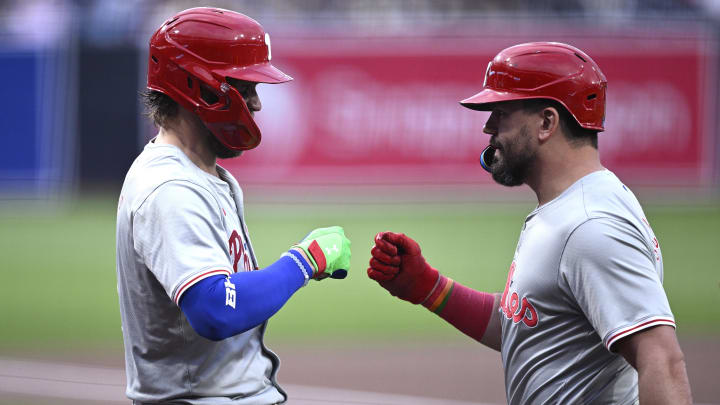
[202,82,262,150]
[198,83,221,107]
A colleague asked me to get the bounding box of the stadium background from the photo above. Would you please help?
[1,0,718,403]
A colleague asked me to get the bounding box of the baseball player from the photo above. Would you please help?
[367,42,692,404]
[116,8,351,404]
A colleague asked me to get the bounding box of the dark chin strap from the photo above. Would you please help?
[479,145,496,173]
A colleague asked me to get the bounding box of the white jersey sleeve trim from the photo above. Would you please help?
[605,316,676,351]
[173,268,232,305]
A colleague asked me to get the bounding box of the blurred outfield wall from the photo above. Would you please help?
[0,2,719,199]
[222,24,720,190]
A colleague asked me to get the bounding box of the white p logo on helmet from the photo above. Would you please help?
[483,62,492,87]
[265,33,272,61]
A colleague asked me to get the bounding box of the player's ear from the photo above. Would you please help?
[538,107,560,142]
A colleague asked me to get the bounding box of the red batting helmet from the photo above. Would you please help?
[460,42,607,131]
[147,7,292,151]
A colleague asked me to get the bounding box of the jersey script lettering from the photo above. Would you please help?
[229,230,251,272]
[500,262,539,327]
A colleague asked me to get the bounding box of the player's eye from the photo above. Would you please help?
[238,84,255,100]
[226,78,254,98]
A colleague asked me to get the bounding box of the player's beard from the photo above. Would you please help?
[206,130,243,159]
[491,125,535,187]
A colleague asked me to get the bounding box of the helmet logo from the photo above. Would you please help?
[483,62,492,87]
[265,33,272,61]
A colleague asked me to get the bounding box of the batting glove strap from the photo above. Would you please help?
[291,241,323,275]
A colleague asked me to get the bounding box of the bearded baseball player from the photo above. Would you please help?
[116,8,351,404]
[368,42,692,404]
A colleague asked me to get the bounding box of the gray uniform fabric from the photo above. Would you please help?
[500,170,674,405]
[116,141,285,404]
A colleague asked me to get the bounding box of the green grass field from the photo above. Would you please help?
[0,195,718,352]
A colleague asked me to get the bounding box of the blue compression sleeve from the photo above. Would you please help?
[180,250,313,341]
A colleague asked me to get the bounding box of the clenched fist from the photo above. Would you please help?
[367,232,439,304]
[293,226,351,280]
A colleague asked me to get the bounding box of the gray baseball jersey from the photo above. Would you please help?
[116,141,285,404]
[500,169,674,404]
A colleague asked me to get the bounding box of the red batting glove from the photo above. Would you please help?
[367,232,440,305]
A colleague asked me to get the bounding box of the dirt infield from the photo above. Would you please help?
[272,337,719,403]
[0,356,486,405]
[0,336,717,404]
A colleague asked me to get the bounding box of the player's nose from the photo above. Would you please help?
[483,121,497,136]
[245,93,261,113]
[483,112,498,136]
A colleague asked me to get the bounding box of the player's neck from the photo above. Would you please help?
[155,114,219,178]
[528,144,604,206]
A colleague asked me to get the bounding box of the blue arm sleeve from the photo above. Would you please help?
[180,250,313,341]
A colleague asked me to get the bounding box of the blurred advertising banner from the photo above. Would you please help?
[0,47,77,198]
[223,31,717,188]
